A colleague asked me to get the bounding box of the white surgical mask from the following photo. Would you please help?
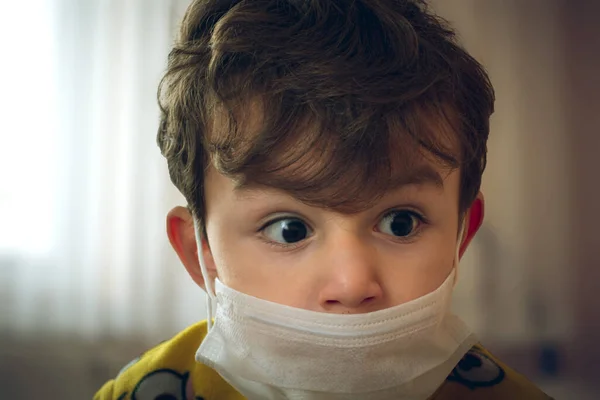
[194,222,476,400]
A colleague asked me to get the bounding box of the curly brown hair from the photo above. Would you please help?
[157,0,494,228]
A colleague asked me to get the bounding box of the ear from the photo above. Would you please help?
[166,206,217,292]
[459,192,485,258]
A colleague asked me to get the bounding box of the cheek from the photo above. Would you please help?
[419,239,456,292]
[207,230,316,305]
[206,232,248,286]
[383,236,456,303]
[207,228,280,293]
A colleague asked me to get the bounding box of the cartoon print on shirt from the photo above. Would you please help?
[447,346,506,389]
[116,356,204,400]
[133,369,202,400]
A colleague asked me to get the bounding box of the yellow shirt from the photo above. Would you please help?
[94,321,553,400]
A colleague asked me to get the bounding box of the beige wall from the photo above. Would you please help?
[561,0,600,381]
[433,0,573,344]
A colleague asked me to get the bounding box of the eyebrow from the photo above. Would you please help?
[233,164,444,195]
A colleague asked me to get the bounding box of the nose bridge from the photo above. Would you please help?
[317,227,383,311]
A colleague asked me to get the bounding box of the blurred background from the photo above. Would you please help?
[0,0,598,398]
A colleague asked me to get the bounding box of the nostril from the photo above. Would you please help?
[325,296,375,306]
[362,296,376,304]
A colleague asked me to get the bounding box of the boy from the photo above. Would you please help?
[95,0,553,399]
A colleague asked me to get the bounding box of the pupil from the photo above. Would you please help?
[391,213,413,237]
[281,220,307,243]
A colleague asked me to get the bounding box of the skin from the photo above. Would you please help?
[167,157,484,314]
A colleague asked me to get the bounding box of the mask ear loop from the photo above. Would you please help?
[454,221,466,286]
[194,219,216,331]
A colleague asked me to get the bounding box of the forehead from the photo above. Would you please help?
[205,156,456,220]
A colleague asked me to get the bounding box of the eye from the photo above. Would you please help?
[377,210,422,238]
[262,217,312,244]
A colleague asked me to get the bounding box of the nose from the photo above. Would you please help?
[317,233,384,313]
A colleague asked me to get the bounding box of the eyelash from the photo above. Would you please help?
[257,215,311,250]
[377,209,428,244]
[257,209,429,249]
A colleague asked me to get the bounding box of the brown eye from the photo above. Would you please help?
[263,218,312,244]
[377,210,421,237]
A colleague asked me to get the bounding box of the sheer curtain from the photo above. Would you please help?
[0,0,204,343]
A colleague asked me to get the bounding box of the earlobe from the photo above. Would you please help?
[166,206,216,292]
[459,192,485,257]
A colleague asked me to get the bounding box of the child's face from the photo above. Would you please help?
[178,154,477,314]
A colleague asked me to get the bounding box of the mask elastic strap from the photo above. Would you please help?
[194,219,216,331]
[454,221,466,286]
